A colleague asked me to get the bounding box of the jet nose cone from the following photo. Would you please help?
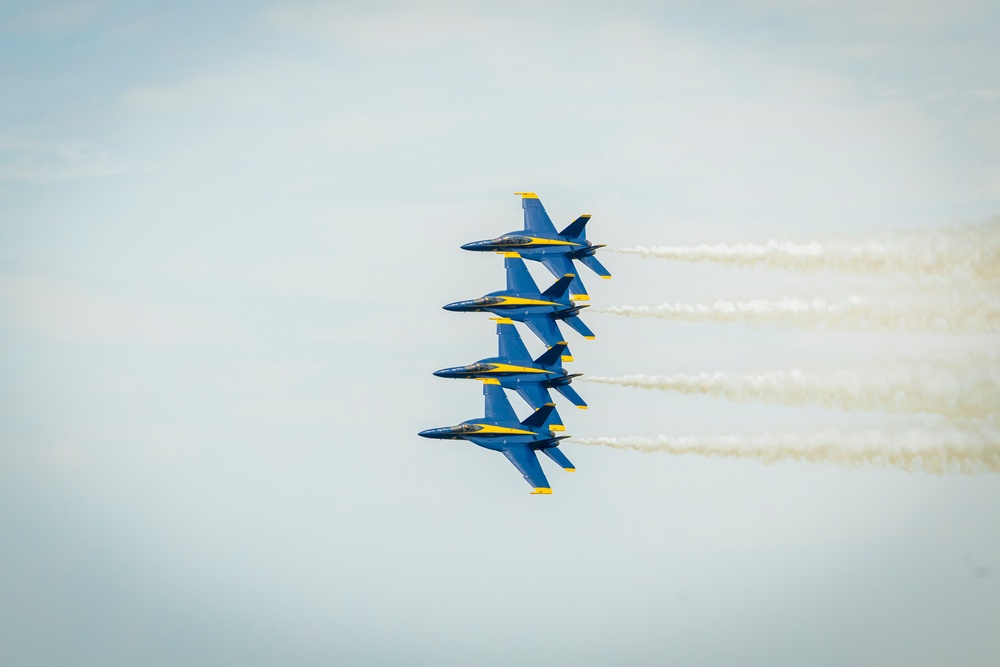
[432,369,448,378]
[443,302,462,312]
[417,428,438,439]
[461,240,489,251]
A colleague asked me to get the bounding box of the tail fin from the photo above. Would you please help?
[562,314,595,339]
[554,383,587,409]
[542,274,575,299]
[540,445,575,471]
[558,214,591,239]
[578,254,611,279]
[521,403,557,429]
[533,342,567,367]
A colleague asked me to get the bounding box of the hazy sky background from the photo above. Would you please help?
[1,1,998,665]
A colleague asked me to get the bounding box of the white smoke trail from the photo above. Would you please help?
[572,425,1000,474]
[585,361,1000,419]
[595,294,1000,332]
[613,219,1000,280]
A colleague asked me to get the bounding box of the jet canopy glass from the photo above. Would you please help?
[453,424,483,433]
[463,363,495,372]
[473,296,502,306]
[490,235,532,246]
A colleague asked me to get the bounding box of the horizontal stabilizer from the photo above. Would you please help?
[578,254,611,278]
[534,342,568,368]
[559,214,591,240]
[540,445,575,471]
[554,383,587,408]
[521,402,557,429]
[562,314,595,339]
[541,274,575,300]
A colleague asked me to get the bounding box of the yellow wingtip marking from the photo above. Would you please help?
[531,487,553,494]
[600,275,612,279]
[515,192,539,199]
[564,468,576,472]
[580,214,591,219]
[577,405,588,410]
[563,273,575,278]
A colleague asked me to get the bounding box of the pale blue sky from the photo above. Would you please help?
[1,2,998,665]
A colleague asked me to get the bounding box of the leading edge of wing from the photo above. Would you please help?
[501,444,552,493]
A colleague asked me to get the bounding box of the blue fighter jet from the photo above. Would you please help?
[460,192,611,301]
[418,381,576,494]
[442,254,595,361]
[433,319,587,432]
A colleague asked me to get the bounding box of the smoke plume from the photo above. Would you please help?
[585,361,1000,419]
[595,294,1000,332]
[572,426,1000,474]
[613,219,1000,280]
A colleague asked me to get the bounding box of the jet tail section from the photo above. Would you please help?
[521,402,557,429]
[533,342,567,368]
[554,383,587,409]
[559,214,591,240]
[578,254,611,279]
[562,314,595,339]
[541,274,575,300]
[540,445,575,471]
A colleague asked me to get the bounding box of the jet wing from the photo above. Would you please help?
[483,382,519,423]
[502,444,552,493]
[504,254,539,293]
[496,321,531,362]
[515,383,553,411]
[523,315,564,349]
[516,192,557,235]
[540,255,589,300]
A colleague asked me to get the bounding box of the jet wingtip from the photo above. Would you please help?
[563,467,576,472]
[531,487,553,494]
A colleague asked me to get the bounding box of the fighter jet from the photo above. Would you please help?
[433,319,587,432]
[442,253,595,361]
[460,192,611,301]
[418,381,576,494]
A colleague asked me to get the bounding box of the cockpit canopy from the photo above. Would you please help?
[463,363,495,373]
[453,424,483,433]
[490,235,531,246]
[472,296,502,306]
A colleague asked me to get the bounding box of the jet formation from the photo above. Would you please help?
[419,192,610,493]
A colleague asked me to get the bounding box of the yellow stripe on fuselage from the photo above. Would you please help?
[524,237,581,247]
[495,296,559,307]
[470,424,537,436]
[485,363,554,375]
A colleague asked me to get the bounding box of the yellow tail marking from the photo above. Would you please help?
[515,192,539,199]
[531,487,553,494]
[550,424,566,432]
[571,294,590,301]
[562,355,574,362]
